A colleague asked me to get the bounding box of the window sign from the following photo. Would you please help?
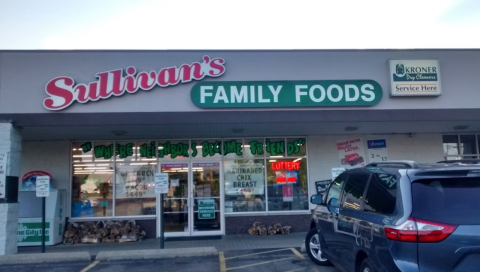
[245,139,265,157]
[367,139,388,163]
[193,140,222,158]
[94,141,115,161]
[336,138,366,169]
[266,138,285,157]
[116,164,156,198]
[158,141,189,159]
[198,199,215,219]
[224,161,265,196]
[137,141,156,159]
[287,138,307,156]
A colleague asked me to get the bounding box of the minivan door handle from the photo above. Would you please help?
[329,213,339,220]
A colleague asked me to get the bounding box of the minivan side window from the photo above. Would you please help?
[342,174,370,210]
[364,173,397,215]
[325,174,347,207]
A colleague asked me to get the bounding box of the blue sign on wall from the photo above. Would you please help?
[367,139,386,149]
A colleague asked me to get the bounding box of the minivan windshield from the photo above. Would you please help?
[411,178,480,225]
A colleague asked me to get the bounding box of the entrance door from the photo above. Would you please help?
[157,162,223,237]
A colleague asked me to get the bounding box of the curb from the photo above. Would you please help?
[95,247,218,261]
[0,252,91,265]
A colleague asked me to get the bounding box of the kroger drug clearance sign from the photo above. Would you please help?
[191,80,383,108]
[389,59,441,96]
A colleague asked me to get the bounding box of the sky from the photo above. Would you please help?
[0,0,479,50]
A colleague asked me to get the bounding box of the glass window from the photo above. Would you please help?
[244,138,265,158]
[114,163,156,216]
[286,138,307,157]
[325,174,346,207]
[266,138,286,158]
[135,140,157,162]
[342,174,369,210]
[267,158,308,211]
[158,140,190,160]
[443,135,459,157]
[94,141,115,162]
[411,178,480,225]
[224,160,265,212]
[364,173,397,215]
[71,163,114,217]
[72,142,93,163]
[223,139,244,159]
[115,141,135,162]
[191,139,222,159]
[460,135,477,158]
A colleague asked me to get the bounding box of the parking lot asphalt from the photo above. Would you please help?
[0,248,340,272]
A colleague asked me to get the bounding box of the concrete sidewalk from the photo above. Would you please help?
[17,232,307,256]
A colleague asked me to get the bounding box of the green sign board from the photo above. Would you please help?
[191,80,383,108]
[198,199,215,219]
[18,222,51,243]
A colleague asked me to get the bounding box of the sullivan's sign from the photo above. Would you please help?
[43,56,226,110]
[191,80,382,108]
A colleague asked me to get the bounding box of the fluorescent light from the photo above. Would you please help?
[293,158,302,162]
[130,163,148,165]
[270,156,284,158]
[269,160,277,162]
[84,167,108,170]
[74,164,94,167]
[73,155,92,157]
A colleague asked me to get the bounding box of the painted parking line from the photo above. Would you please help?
[290,248,305,259]
[226,256,296,271]
[79,261,100,272]
[224,248,292,260]
[219,251,227,272]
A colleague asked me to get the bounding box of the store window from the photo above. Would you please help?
[72,142,93,163]
[223,139,243,159]
[443,134,480,160]
[114,163,156,216]
[266,158,308,211]
[72,163,114,217]
[158,140,189,160]
[224,160,266,212]
[244,138,265,158]
[116,141,135,162]
[266,138,286,158]
[192,139,222,159]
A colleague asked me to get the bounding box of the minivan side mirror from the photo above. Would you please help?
[310,194,324,205]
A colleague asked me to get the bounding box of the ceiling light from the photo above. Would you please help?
[112,130,127,136]
[453,125,469,130]
[345,126,358,131]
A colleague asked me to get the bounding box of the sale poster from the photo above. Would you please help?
[336,138,366,169]
[282,185,293,202]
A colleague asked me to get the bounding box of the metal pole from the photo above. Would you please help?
[160,193,164,249]
[41,197,46,253]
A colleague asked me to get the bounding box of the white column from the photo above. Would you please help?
[0,122,22,255]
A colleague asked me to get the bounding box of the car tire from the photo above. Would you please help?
[305,228,331,266]
[360,258,373,272]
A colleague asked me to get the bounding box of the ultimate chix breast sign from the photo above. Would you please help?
[43,56,226,110]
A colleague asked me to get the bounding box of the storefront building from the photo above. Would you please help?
[1,49,480,251]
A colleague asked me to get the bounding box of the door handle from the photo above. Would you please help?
[329,213,339,219]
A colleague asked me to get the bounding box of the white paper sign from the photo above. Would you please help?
[331,168,346,180]
[154,173,169,194]
[170,179,179,187]
[36,176,50,197]
[0,153,7,199]
[367,139,388,163]
[336,138,366,169]
[224,162,265,195]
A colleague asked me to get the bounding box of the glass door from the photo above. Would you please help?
[191,162,223,235]
[159,163,190,236]
[158,162,224,237]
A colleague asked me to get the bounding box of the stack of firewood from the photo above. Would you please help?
[248,222,291,235]
[63,220,146,244]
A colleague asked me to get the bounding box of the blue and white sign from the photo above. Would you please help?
[389,60,441,96]
[367,139,388,163]
[367,139,386,149]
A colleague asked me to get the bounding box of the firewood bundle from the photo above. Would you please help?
[63,220,146,244]
[248,222,291,235]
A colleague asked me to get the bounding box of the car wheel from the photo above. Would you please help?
[305,228,331,266]
[360,258,373,272]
